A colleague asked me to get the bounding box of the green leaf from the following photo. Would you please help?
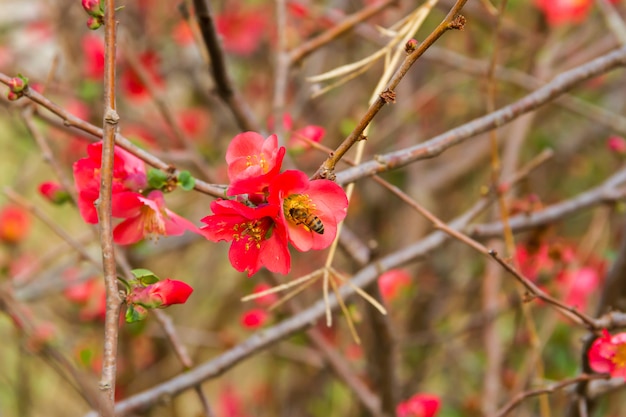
[131,268,160,285]
[178,170,195,191]
[125,304,148,323]
[147,168,169,189]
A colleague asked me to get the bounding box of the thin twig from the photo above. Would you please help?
[334,46,626,185]
[98,0,122,410]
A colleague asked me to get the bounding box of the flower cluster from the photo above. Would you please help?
[201,132,348,276]
[396,393,441,417]
[588,330,626,380]
[73,141,198,245]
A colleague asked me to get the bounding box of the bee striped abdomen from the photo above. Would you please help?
[288,208,324,234]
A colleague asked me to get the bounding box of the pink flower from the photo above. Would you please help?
[268,170,348,251]
[559,266,601,311]
[240,308,269,329]
[64,277,107,322]
[378,269,412,302]
[0,205,31,244]
[121,51,164,101]
[252,283,279,307]
[226,132,286,196]
[112,191,199,245]
[396,393,441,417]
[73,141,147,224]
[200,199,290,277]
[535,0,592,25]
[607,136,626,154]
[215,6,268,55]
[128,279,194,308]
[289,125,325,152]
[589,330,626,379]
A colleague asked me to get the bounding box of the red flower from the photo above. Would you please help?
[200,199,290,277]
[73,141,147,224]
[252,283,279,307]
[559,266,601,311]
[215,6,268,55]
[121,51,164,101]
[0,205,31,244]
[82,34,105,80]
[289,124,325,152]
[396,393,441,417]
[589,330,626,379]
[64,277,107,322]
[128,278,194,308]
[607,136,626,154]
[226,132,286,196]
[533,0,619,25]
[240,308,269,329]
[268,170,348,251]
[378,269,412,302]
[112,191,199,245]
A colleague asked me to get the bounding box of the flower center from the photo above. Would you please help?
[246,153,269,173]
[233,219,268,251]
[141,205,166,239]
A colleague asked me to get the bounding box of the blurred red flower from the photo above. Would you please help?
[216,6,268,55]
[240,308,269,329]
[397,393,441,417]
[0,205,31,244]
[82,34,105,80]
[589,330,626,379]
[378,269,412,302]
[121,51,164,101]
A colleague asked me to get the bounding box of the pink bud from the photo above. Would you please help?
[86,16,103,30]
[82,0,103,17]
[9,77,25,92]
[405,39,419,53]
[607,136,626,154]
[38,181,70,204]
[7,91,20,101]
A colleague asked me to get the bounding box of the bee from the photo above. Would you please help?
[286,207,324,234]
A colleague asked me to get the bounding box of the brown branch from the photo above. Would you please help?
[153,310,215,417]
[98,0,122,411]
[0,72,225,198]
[289,0,399,65]
[488,250,597,329]
[334,46,626,185]
[489,373,609,417]
[315,0,469,179]
[192,0,261,132]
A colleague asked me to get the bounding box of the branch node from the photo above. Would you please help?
[380,89,396,104]
[104,109,120,125]
[448,15,466,30]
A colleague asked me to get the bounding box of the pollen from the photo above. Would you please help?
[245,153,269,173]
[612,344,626,368]
[235,220,266,251]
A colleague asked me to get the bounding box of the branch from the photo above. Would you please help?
[334,46,626,185]
[315,0,469,179]
[98,0,122,410]
[192,0,261,132]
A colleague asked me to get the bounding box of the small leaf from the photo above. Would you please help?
[147,168,169,189]
[178,171,195,191]
[125,304,148,323]
[131,268,160,285]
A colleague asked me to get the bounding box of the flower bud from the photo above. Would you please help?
[7,91,20,101]
[127,279,193,309]
[9,76,26,92]
[0,205,31,244]
[82,0,104,17]
[86,16,103,30]
[607,136,626,155]
[39,182,71,205]
[405,39,419,54]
